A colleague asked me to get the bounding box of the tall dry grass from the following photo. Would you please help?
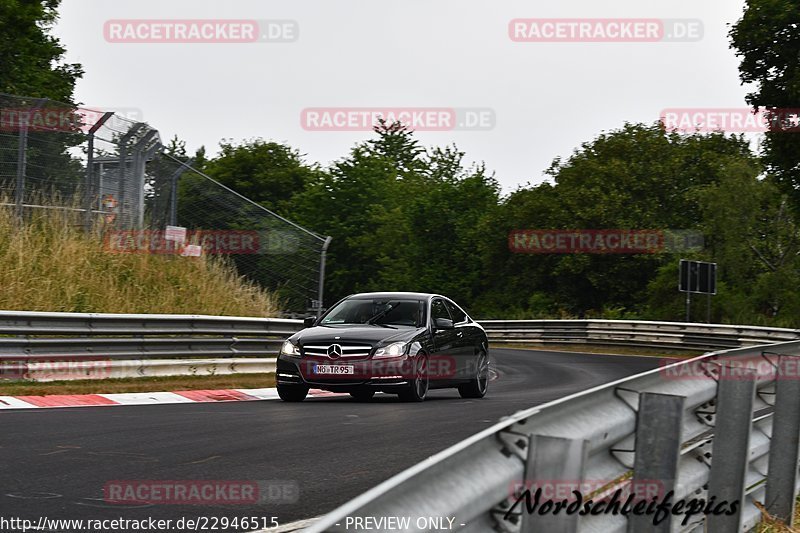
[0,201,279,316]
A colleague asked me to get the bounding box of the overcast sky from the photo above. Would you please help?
[52,0,752,193]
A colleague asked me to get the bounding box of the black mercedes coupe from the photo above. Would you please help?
[276,292,490,402]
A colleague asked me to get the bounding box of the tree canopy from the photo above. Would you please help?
[0,0,82,101]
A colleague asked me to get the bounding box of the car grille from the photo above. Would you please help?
[301,343,373,359]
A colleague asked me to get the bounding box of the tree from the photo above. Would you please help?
[0,0,83,101]
[293,122,500,309]
[0,1,85,206]
[729,0,800,205]
[202,139,321,217]
[473,123,758,318]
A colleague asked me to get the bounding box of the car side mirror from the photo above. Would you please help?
[434,317,454,331]
[303,317,316,328]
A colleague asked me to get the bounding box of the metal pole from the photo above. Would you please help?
[137,139,161,228]
[685,291,691,323]
[117,124,144,229]
[83,112,114,230]
[84,132,94,228]
[128,131,158,229]
[15,112,28,218]
[706,367,757,532]
[764,355,800,525]
[118,143,128,228]
[707,293,711,323]
[15,99,45,219]
[167,158,194,227]
[316,236,333,318]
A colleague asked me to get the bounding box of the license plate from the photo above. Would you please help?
[313,365,354,375]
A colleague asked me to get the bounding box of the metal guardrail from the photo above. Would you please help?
[1,311,798,530]
[306,340,800,533]
[481,319,800,351]
[0,311,303,380]
[20,357,277,382]
[1,312,799,379]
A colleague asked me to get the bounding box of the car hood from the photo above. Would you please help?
[290,325,423,346]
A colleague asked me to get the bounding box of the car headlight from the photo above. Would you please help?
[374,342,408,358]
[281,340,301,357]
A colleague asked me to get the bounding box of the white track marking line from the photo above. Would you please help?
[0,396,37,409]
[96,391,195,405]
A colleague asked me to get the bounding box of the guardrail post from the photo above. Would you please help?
[519,435,588,533]
[706,367,757,533]
[765,355,800,525]
[627,392,685,533]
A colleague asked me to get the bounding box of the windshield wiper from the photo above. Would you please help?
[366,303,397,325]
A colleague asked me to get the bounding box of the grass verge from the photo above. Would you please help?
[756,499,800,532]
[0,373,276,396]
[0,197,278,316]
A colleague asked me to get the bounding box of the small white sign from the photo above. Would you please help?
[165,225,187,244]
[181,244,202,257]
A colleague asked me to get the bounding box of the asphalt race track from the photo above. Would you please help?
[1,348,665,531]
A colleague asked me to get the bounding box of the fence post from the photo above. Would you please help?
[14,99,48,218]
[129,130,158,228]
[627,392,685,533]
[84,112,114,230]
[138,139,161,227]
[706,367,758,532]
[15,112,28,218]
[117,124,144,229]
[519,435,588,533]
[167,158,194,226]
[316,236,333,318]
[764,355,800,525]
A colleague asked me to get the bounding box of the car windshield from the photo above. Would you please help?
[320,298,425,327]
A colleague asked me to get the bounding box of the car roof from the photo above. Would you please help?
[347,292,439,300]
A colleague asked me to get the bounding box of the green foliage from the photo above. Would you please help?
[183,117,800,325]
[0,1,85,205]
[0,0,83,101]
[473,123,759,318]
[729,0,800,205]
[202,139,322,217]
[292,122,500,307]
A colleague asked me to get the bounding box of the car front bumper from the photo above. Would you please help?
[276,354,414,388]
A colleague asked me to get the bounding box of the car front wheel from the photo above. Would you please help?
[398,352,429,402]
[277,383,309,402]
[458,350,489,399]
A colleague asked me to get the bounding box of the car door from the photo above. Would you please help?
[429,297,462,384]
[444,298,477,380]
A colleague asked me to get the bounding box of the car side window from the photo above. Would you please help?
[445,300,468,324]
[430,299,451,323]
